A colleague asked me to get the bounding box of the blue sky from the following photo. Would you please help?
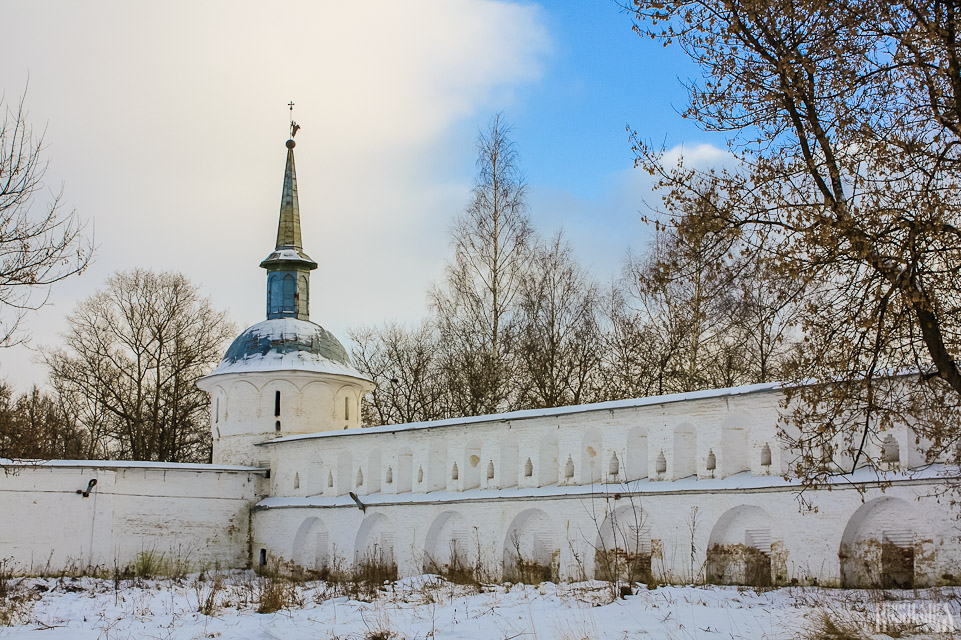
[510,2,708,197]
[0,1,728,390]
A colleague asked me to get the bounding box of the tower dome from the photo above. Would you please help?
[198,129,373,466]
[210,317,359,377]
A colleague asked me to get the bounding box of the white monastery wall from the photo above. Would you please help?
[250,384,959,587]
[0,461,265,573]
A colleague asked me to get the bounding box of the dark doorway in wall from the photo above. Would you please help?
[881,542,914,589]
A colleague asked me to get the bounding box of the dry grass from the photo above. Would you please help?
[802,609,864,640]
[253,568,303,614]
[311,552,399,603]
[193,570,226,616]
[0,558,37,626]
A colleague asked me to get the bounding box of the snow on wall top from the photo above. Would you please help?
[203,318,370,380]
[0,458,266,472]
[261,381,783,445]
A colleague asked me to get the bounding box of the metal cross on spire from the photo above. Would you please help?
[288,101,300,138]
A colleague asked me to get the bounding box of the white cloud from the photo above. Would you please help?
[661,142,736,169]
[0,1,550,389]
[525,142,736,282]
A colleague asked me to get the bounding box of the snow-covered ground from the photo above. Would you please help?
[1,573,958,639]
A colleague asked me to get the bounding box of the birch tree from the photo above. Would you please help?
[431,113,532,415]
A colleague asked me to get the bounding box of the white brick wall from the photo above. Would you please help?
[0,462,264,573]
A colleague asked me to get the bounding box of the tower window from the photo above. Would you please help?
[345,396,350,421]
[282,274,295,312]
[215,398,219,423]
[275,421,281,432]
[299,275,309,315]
[274,391,281,417]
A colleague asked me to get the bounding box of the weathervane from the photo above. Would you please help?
[288,101,301,138]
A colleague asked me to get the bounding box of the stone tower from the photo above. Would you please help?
[198,132,374,467]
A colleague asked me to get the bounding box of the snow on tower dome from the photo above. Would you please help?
[206,317,368,379]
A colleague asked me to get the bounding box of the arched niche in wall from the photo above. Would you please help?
[211,385,228,425]
[720,423,749,478]
[309,460,324,494]
[499,435,519,488]
[502,508,558,583]
[672,423,697,479]
[881,434,900,465]
[300,381,333,422]
[225,380,261,423]
[462,440,482,490]
[581,429,602,484]
[608,452,621,480]
[354,512,397,574]
[291,517,329,574]
[396,447,413,493]
[336,449,353,496]
[625,426,649,480]
[840,496,921,589]
[332,385,359,426]
[366,447,382,494]
[423,510,475,575]
[594,503,653,583]
[538,432,559,487]
[706,505,781,587]
[427,438,447,492]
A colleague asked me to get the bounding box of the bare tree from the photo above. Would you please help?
[624,215,745,394]
[630,0,961,483]
[0,93,91,346]
[431,113,532,415]
[349,322,448,426]
[734,257,802,384]
[598,282,666,400]
[45,269,234,463]
[516,232,603,408]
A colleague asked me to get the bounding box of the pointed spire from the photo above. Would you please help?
[260,136,317,271]
[261,132,317,322]
[275,139,303,250]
